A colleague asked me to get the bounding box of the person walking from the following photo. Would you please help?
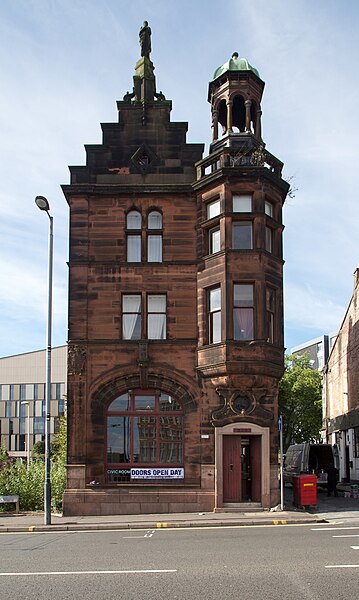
[326,463,339,497]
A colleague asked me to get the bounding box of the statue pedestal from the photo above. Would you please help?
[135,56,155,79]
[134,57,156,103]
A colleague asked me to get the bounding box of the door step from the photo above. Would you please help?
[216,502,263,512]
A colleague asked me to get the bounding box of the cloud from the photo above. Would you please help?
[284,281,347,334]
[0,0,358,358]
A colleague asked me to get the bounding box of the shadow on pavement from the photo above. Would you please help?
[284,484,359,514]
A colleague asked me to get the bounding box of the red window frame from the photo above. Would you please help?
[106,389,183,483]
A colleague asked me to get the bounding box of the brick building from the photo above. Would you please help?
[62,27,289,515]
[323,266,359,482]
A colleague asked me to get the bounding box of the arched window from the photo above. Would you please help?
[126,210,142,229]
[126,210,142,262]
[147,210,162,262]
[125,210,163,263]
[148,210,162,229]
[232,95,246,133]
[106,389,183,483]
[218,99,227,136]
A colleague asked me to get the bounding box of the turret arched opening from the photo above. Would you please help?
[232,94,246,133]
[217,99,227,136]
[250,100,257,135]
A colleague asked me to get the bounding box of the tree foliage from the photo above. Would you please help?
[31,419,67,460]
[0,417,67,512]
[279,354,322,451]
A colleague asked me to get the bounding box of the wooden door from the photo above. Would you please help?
[223,436,242,502]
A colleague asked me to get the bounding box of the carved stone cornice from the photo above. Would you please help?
[211,387,274,426]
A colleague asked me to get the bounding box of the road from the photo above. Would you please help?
[1,523,359,599]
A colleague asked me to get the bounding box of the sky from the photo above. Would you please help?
[0,0,358,358]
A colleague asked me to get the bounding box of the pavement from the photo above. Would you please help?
[1,486,358,533]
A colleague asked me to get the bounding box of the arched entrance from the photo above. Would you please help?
[106,388,184,483]
[214,422,270,509]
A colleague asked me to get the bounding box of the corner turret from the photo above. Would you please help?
[209,52,264,151]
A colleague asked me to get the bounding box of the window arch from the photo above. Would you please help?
[126,210,142,229]
[126,210,142,262]
[217,99,227,136]
[147,210,162,262]
[125,210,163,263]
[106,389,183,483]
[250,99,257,135]
[232,95,246,133]
[148,210,162,229]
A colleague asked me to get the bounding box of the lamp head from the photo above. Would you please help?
[35,196,50,211]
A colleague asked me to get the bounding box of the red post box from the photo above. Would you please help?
[292,474,317,507]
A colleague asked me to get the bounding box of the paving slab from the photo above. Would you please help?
[1,487,358,533]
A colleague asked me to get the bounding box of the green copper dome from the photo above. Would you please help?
[212,52,260,81]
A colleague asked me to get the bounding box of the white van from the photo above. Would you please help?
[284,443,336,486]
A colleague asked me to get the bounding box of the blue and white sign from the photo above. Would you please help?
[130,468,184,479]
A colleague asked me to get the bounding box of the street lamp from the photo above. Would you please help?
[20,401,30,468]
[35,195,53,526]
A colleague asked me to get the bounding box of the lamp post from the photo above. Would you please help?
[20,401,30,468]
[35,195,53,526]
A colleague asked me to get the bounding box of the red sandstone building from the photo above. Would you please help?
[62,25,289,515]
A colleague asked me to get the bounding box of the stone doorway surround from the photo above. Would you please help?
[214,422,270,510]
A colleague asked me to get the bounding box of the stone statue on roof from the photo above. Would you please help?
[139,21,151,58]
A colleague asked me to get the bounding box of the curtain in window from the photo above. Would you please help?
[127,236,141,262]
[233,194,252,212]
[148,295,166,339]
[123,295,141,339]
[207,199,220,219]
[127,211,141,229]
[234,307,253,340]
[209,287,221,343]
[148,235,162,262]
[210,228,220,253]
[148,211,162,229]
[211,311,221,343]
[234,284,254,340]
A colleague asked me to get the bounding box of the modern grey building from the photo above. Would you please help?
[0,346,67,458]
[291,334,337,371]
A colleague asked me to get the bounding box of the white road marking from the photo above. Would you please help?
[123,530,155,539]
[0,523,309,538]
[0,569,177,577]
[350,546,359,550]
[312,527,359,531]
[333,535,359,538]
[0,529,155,537]
[0,522,325,538]
[325,565,359,569]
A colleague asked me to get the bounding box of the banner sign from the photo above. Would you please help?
[130,467,184,479]
[107,469,131,476]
